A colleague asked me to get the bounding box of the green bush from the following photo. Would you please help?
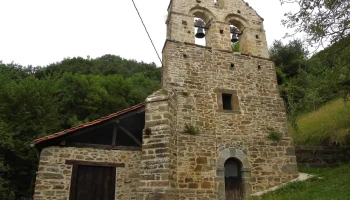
[184,124,199,135]
[267,131,283,142]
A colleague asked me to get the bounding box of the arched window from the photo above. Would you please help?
[225,13,248,53]
[224,158,243,200]
[230,25,242,52]
[189,7,215,46]
[194,17,206,46]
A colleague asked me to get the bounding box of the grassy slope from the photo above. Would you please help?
[290,98,350,146]
[250,164,350,200]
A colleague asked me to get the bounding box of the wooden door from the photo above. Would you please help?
[70,165,116,200]
[224,158,242,200]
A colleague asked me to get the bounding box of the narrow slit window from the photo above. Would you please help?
[222,94,232,110]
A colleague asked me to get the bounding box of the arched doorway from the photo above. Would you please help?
[224,158,242,200]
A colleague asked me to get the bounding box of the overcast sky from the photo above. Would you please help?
[0,0,298,67]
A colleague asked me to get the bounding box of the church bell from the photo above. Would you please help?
[195,19,206,39]
[230,26,241,43]
[195,27,205,39]
[231,34,238,43]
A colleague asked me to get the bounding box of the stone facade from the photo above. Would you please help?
[34,147,141,200]
[33,0,298,199]
[139,0,298,199]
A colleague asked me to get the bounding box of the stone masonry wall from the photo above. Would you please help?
[161,41,298,199]
[34,146,141,200]
[138,90,178,200]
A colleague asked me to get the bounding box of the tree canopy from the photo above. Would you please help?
[270,36,350,129]
[0,55,161,199]
[281,0,350,50]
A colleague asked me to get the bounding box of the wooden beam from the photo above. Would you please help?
[65,143,142,151]
[65,160,125,168]
[64,119,116,140]
[119,125,142,147]
[39,106,145,148]
[112,122,118,146]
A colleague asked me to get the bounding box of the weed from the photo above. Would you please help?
[267,131,283,142]
[181,91,190,97]
[232,42,240,52]
[184,124,199,135]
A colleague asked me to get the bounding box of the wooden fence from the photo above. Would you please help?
[295,145,350,168]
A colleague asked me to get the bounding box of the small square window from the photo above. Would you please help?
[222,94,232,110]
[214,89,241,113]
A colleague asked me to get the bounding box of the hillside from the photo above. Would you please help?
[270,36,350,122]
[0,55,161,198]
[290,98,350,146]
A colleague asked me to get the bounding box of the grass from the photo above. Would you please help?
[250,164,350,200]
[290,98,350,146]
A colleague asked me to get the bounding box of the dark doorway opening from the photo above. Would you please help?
[224,158,243,200]
[70,165,116,200]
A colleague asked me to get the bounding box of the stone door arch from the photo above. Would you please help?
[217,147,252,200]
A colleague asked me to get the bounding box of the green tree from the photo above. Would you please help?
[269,39,308,82]
[281,0,350,49]
[0,75,62,198]
[0,54,161,197]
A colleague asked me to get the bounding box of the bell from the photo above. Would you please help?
[231,34,238,43]
[230,26,241,35]
[195,27,205,39]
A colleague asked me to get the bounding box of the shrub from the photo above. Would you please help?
[184,124,199,135]
[267,131,283,142]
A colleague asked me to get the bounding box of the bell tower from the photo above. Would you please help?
[139,0,299,199]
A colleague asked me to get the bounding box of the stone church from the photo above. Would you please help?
[33,0,299,199]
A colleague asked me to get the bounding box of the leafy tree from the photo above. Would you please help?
[281,0,350,50]
[271,36,350,125]
[269,39,308,81]
[0,75,63,198]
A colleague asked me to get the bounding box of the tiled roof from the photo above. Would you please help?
[33,102,145,145]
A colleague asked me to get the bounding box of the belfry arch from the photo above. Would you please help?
[189,6,216,47]
[225,14,249,54]
[189,6,216,23]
